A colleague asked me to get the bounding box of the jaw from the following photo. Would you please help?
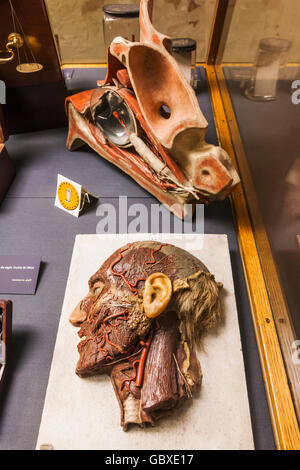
[75,315,140,378]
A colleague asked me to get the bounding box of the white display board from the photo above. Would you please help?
[36,233,254,450]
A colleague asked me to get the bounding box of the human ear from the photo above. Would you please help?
[143,272,172,319]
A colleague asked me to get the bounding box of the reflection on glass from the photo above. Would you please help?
[171,38,197,88]
[245,37,291,101]
[102,4,140,53]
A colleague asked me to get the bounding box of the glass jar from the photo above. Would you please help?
[171,38,197,88]
[245,37,291,101]
[102,4,140,53]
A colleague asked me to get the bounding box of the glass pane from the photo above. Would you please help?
[216,0,300,421]
[45,0,217,64]
[222,0,300,63]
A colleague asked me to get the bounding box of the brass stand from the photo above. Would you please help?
[0,32,23,64]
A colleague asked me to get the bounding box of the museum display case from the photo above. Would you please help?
[0,0,299,451]
[0,0,67,133]
[206,0,300,450]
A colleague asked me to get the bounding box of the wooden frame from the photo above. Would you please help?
[0,144,15,204]
[207,0,236,65]
[0,105,15,204]
[0,105,8,143]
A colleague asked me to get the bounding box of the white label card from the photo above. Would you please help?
[55,174,98,218]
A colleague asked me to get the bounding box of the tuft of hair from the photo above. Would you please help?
[171,271,222,345]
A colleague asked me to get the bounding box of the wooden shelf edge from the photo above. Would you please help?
[206,64,300,450]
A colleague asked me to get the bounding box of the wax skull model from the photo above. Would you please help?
[69,241,222,430]
[65,0,239,219]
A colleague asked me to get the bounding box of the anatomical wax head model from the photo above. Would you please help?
[69,241,222,430]
[66,0,240,219]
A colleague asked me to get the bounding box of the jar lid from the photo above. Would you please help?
[171,38,196,53]
[259,37,292,53]
[103,4,139,17]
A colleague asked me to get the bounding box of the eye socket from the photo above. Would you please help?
[92,282,104,297]
[159,104,171,119]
